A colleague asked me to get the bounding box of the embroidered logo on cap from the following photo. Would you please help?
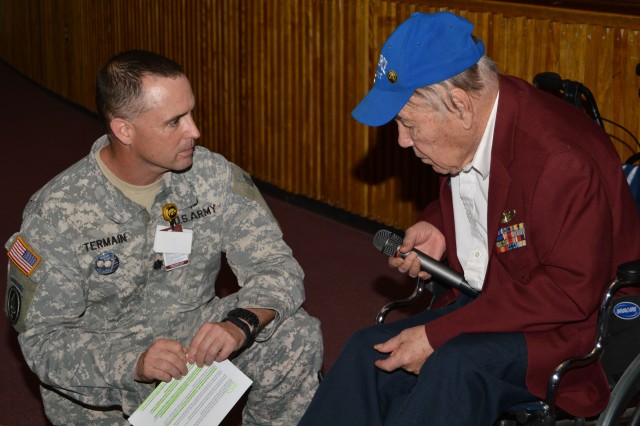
[375,55,389,83]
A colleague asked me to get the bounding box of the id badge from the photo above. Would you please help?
[153,225,193,270]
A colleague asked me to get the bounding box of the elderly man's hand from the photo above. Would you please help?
[388,221,446,280]
[373,326,434,374]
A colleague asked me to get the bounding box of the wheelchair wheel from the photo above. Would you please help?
[597,352,640,426]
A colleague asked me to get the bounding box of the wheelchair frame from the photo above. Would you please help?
[374,261,640,425]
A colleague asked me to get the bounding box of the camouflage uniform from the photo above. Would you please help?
[5,136,323,425]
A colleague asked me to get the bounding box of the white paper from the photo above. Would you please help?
[153,225,193,254]
[129,360,252,426]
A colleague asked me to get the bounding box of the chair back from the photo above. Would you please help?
[533,72,604,127]
[600,294,640,379]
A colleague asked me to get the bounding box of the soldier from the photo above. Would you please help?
[5,50,323,425]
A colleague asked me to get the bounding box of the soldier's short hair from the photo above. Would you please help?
[96,50,184,132]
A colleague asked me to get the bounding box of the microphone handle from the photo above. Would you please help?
[397,249,480,298]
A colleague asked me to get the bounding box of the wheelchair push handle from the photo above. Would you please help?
[617,259,640,283]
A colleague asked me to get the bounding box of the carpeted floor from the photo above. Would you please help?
[0,61,430,425]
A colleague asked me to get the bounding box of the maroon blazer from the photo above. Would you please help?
[420,75,640,416]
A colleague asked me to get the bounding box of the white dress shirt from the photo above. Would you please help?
[450,93,499,290]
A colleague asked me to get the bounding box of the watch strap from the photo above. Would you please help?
[227,308,260,336]
[223,315,255,348]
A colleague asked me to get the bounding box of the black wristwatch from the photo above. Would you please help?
[224,308,260,347]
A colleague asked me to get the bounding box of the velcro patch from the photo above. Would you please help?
[8,236,41,276]
[230,164,271,213]
[5,264,38,333]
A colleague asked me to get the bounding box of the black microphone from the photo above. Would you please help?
[373,229,480,298]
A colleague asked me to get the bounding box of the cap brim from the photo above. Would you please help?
[351,86,414,127]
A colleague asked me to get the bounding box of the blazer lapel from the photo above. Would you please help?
[486,76,518,272]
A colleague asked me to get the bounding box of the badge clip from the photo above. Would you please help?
[156,204,191,271]
[162,203,180,231]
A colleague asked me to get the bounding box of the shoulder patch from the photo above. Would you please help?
[5,262,39,333]
[7,236,41,276]
[230,164,271,212]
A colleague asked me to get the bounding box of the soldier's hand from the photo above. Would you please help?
[187,321,245,367]
[135,338,188,383]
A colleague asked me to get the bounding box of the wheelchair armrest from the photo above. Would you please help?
[543,259,640,420]
[375,278,428,325]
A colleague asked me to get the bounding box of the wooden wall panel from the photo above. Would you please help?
[1,0,639,230]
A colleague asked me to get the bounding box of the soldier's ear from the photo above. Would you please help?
[110,118,133,146]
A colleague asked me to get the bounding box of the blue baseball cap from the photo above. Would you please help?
[352,11,485,126]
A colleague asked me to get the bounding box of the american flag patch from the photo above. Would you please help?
[496,223,527,253]
[8,236,41,276]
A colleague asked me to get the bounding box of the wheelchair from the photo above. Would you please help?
[374,73,640,425]
[375,261,640,425]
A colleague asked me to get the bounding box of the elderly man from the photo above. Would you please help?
[300,11,640,425]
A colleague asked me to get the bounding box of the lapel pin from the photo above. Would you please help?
[501,209,516,224]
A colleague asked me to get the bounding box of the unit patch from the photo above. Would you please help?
[5,264,38,333]
[6,278,22,325]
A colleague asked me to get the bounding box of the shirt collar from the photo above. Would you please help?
[462,92,499,179]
